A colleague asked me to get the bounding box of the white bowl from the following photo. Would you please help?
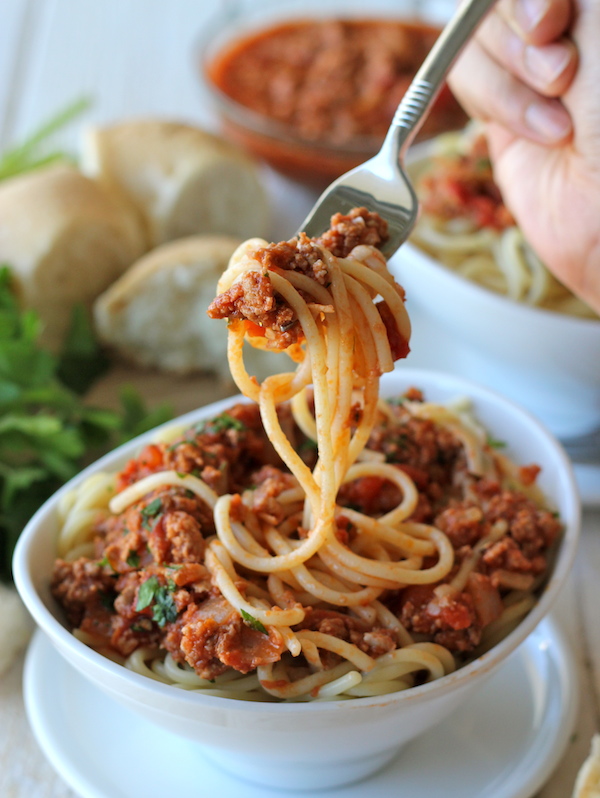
[391,148,600,442]
[13,369,580,791]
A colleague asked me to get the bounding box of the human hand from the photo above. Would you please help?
[448,0,600,313]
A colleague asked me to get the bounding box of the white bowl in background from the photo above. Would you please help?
[13,369,580,791]
[390,145,600,442]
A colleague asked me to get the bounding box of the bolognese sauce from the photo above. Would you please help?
[204,18,468,184]
[51,394,559,679]
[208,18,465,144]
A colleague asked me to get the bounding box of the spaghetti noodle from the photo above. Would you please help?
[409,127,599,320]
[51,209,561,701]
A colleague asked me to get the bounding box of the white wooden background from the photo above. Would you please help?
[0,2,599,797]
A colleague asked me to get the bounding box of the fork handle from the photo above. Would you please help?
[382,0,498,156]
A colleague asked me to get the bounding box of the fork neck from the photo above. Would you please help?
[380,0,498,163]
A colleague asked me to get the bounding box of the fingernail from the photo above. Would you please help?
[525,101,572,141]
[515,0,548,33]
[524,44,571,83]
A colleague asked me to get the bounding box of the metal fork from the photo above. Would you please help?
[297,0,498,258]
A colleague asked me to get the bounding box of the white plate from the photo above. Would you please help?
[25,617,577,798]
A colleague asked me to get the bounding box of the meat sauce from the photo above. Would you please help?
[207,207,409,358]
[417,134,515,231]
[51,396,560,677]
[205,17,468,185]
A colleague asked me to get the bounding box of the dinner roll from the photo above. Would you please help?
[574,735,600,798]
[94,235,290,379]
[81,119,270,247]
[93,235,240,375]
[0,163,145,349]
[0,584,33,676]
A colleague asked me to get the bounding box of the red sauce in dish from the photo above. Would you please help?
[205,18,468,185]
[417,135,515,231]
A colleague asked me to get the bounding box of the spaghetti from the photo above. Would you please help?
[51,209,561,701]
[409,127,599,320]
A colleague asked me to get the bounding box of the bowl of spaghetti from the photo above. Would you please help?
[14,209,580,791]
[391,129,600,440]
[196,0,468,188]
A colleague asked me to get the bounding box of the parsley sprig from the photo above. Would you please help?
[0,267,172,582]
[195,412,246,435]
[135,575,178,627]
[0,97,91,182]
[240,609,268,635]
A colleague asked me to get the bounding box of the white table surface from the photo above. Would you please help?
[1,2,599,796]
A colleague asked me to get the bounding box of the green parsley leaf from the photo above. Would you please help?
[0,267,174,583]
[386,396,408,406]
[487,437,507,449]
[196,413,246,435]
[0,97,91,182]
[136,575,160,611]
[152,588,178,627]
[99,590,115,611]
[240,609,268,635]
[126,551,140,569]
[140,498,163,531]
[135,575,178,627]
[56,303,111,394]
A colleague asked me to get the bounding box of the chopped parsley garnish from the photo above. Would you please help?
[135,575,178,627]
[99,590,116,611]
[299,437,318,454]
[0,264,172,583]
[98,555,117,573]
[196,413,246,435]
[140,498,163,530]
[487,437,507,449]
[386,396,408,406]
[126,551,140,569]
[240,609,268,635]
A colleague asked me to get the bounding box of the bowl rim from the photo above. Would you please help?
[402,141,600,329]
[13,368,581,714]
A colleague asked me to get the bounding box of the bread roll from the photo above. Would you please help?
[94,235,240,375]
[0,163,145,349]
[574,735,600,798]
[94,235,291,379]
[81,119,270,247]
[0,584,33,676]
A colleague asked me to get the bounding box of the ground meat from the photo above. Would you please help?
[315,208,389,256]
[51,559,116,628]
[98,489,209,573]
[397,585,482,653]
[342,403,467,522]
[52,392,561,681]
[483,489,560,557]
[207,208,391,350]
[299,608,397,664]
[245,464,300,526]
[170,593,286,679]
[116,403,286,497]
[435,503,485,549]
[482,537,547,576]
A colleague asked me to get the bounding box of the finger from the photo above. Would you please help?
[449,40,573,144]
[476,12,577,97]
[499,0,573,45]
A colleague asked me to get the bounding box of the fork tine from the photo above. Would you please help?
[297,173,418,258]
